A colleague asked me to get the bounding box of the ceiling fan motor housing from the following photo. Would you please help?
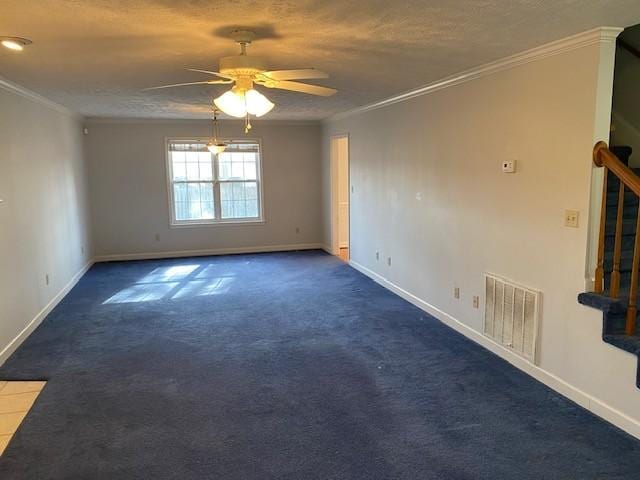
[219,55,267,78]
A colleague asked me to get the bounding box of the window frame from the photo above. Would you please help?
[165,137,265,228]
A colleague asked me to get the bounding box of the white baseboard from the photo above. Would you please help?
[348,259,640,440]
[93,243,325,262]
[321,244,334,255]
[0,260,94,366]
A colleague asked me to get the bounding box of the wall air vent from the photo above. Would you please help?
[483,273,541,364]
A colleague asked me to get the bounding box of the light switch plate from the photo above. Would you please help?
[502,160,516,173]
[564,210,579,228]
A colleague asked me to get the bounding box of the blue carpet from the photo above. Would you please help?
[1,250,639,479]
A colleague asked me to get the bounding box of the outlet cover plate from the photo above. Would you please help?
[564,210,579,228]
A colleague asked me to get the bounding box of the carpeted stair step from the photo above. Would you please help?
[607,177,638,191]
[605,218,640,236]
[610,145,634,165]
[605,199,639,219]
[578,292,639,333]
[578,146,640,387]
[605,187,639,215]
[607,175,640,187]
[604,271,633,290]
[606,195,640,213]
[577,292,640,387]
[604,249,638,272]
[605,206,640,221]
[603,334,640,355]
[606,190,639,206]
[604,235,637,251]
[603,269,636,292]
[607,165,640,187]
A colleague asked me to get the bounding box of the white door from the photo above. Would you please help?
[331,135,349,255]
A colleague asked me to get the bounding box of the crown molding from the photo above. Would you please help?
[325,26,623,123]
[83,116,322,126]
[0,75,81,119]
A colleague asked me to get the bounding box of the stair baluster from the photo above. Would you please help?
[611,183,625,297]
[595,167,607,294]
[593,141,640,335]
[627,214,640,335]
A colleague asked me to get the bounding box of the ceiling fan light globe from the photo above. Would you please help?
[214,90,246,118]
[245,89,274,117]
[1,40,23,51]
[207,142,227,154]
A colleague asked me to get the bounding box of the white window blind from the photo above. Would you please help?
[167,140,262,225]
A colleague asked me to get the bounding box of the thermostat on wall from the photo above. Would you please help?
[502,160,517,173]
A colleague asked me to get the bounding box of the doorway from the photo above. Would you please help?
[331,135,350,261]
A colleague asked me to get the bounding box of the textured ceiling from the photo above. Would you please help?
[2,0,640,120]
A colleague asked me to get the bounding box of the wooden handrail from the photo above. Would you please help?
[593,141,640,196]
[593,141,639,335]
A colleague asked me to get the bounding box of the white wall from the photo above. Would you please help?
[322,31,640,435]
[84,119,323,259]
[0,82,92,363]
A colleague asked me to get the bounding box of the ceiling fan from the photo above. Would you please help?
[146,30,337,128]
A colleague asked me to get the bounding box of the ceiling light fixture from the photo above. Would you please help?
[145,29,336,132]
[214,88,275,118]
[214,86,274,133]
[206,109,227,155]
[213,74,274,132]
[1,37,32,51]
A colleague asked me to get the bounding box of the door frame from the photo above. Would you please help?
[330,134,350,256]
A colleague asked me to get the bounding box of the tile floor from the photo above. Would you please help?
[0,381,46,456]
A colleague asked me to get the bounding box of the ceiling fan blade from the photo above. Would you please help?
[187,68,234,79]
[265,80,337,96]
[261,69,329,81]
[143,80,232,91]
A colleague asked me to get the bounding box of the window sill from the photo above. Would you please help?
[169,219,266,229]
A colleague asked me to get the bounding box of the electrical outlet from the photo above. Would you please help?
[564,210,579,228]
[502,160,516,173]
[376,251,379,260]
[454,287,460,299]
[473,296,479,308]
[387,257,392,266]
[155,233,160,242]
[45,274,50,286]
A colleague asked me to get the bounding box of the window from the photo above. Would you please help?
[167,139,263,225]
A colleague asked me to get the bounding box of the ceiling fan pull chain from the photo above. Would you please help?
[245,113,252,133]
